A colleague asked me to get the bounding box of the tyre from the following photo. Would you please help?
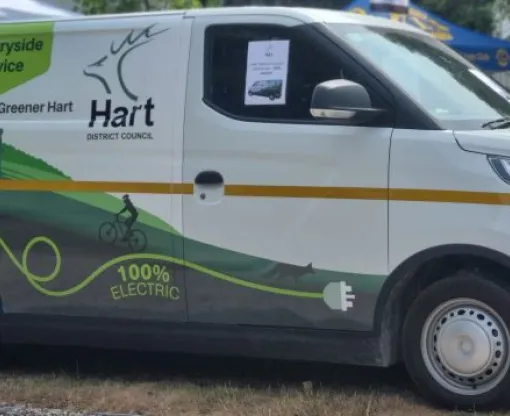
[402,270,510,410]
[127,229,148,252]
[98,221,117,244]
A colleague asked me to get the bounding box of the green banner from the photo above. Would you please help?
[0,22,54,94]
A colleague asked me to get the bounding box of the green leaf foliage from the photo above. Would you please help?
[73,0,222,14]
[413,0,497,35]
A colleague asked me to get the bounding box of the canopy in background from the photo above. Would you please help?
[0,0,79,20]
[344,0,510,72]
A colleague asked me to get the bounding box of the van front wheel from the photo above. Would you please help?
[402,271,510,410]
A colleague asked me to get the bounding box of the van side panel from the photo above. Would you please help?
[0,15,188,322]
[388,128,510,271]
[181,15,391,332]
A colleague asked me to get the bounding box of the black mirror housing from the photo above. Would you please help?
[310,79,385,124]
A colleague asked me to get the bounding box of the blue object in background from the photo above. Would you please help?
[344,0,510,71]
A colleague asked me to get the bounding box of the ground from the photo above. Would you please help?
[0,345,507,416]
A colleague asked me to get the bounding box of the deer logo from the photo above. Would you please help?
[83,24,170,102]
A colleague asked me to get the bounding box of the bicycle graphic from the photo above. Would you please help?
[98,215,148,252]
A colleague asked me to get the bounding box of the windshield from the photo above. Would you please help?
[325,23,510,130]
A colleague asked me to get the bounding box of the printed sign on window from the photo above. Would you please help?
[244,40,290,106]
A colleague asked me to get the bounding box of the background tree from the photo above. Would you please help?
[413,0,497,35]
[493,0,510,38]
[73,0,221,14]
[222,0,352,8]
[74,0,503,39]
[222,0,501,36]
[495,0,510,20]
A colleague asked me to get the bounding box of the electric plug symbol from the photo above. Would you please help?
[339,281,355,311]
[323,281,356,311]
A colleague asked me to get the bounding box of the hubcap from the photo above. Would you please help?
[421,298,510,395]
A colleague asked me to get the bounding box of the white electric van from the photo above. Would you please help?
[1,5,510,410]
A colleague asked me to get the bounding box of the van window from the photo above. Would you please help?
[325,23,510,130]
[203,24,362,123]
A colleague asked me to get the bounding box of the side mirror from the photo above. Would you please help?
[310,79,385,124]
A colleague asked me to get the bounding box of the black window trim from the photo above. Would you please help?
[201,21,401,128]
[315,22,442,131]
[317,23,508,131]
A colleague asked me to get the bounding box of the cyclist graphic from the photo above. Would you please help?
[99,194,147,252]
[116,194,139,241]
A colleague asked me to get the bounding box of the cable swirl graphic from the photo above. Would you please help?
[0,237,324,299]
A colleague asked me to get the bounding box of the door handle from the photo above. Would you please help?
[193,171,224,205]
[194,170,224,186]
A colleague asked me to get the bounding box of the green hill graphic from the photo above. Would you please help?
[2,143,70,179]
[0,144,179,236]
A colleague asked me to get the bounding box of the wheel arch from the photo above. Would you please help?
[373,244,510,365]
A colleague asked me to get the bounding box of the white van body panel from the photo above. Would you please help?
[185,6,433,35]
[181,13,392,330]
[389,129,510,272]
[0,13,190,321]
[454,129,510,159]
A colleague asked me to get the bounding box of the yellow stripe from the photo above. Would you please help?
[225,185,387,199]
[389,189,510,205]
[0,179,509,206]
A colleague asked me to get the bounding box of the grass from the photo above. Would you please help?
[0,373,434,416]
[2,346,510,416]
[0,372,508,416]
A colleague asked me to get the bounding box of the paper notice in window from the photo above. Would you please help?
[244,40,290,106]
